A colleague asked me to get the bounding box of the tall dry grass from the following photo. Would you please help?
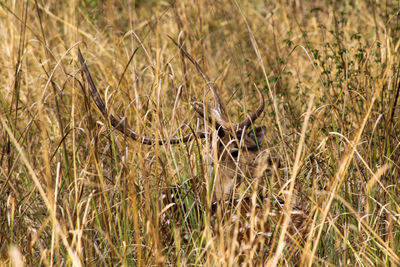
[0,0,399,266]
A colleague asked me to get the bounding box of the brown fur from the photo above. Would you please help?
[212,126,279,200]
[78,44,307,260]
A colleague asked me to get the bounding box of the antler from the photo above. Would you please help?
[78,48,207,145]
[78,37,265,144]
[169,37,264,131]
[168,37,231,130]
[237,85,264,129]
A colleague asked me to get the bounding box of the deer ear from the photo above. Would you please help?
[248,126,267,145]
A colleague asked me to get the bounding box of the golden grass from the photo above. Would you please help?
[0,0,399,266]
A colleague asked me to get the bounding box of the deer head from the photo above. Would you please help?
[78,40,279,201]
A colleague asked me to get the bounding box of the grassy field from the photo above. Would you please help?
[1,0,399,266]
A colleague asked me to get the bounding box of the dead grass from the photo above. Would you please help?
[0,0,399,266]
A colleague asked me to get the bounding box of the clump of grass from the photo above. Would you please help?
[0,0,399,266]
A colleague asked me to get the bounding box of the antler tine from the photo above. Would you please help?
[78,48,207,145]
[191,100,206,119]
[237,84,265,129]
[168,36,232,130]
[191,100,225,130]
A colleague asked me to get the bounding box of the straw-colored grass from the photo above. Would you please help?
[1,0,399,266]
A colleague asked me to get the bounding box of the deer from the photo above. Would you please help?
[78,40,307,261]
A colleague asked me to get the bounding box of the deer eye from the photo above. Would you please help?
[231,149,239,158]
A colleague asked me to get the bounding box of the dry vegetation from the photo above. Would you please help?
[1,0,400,266]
